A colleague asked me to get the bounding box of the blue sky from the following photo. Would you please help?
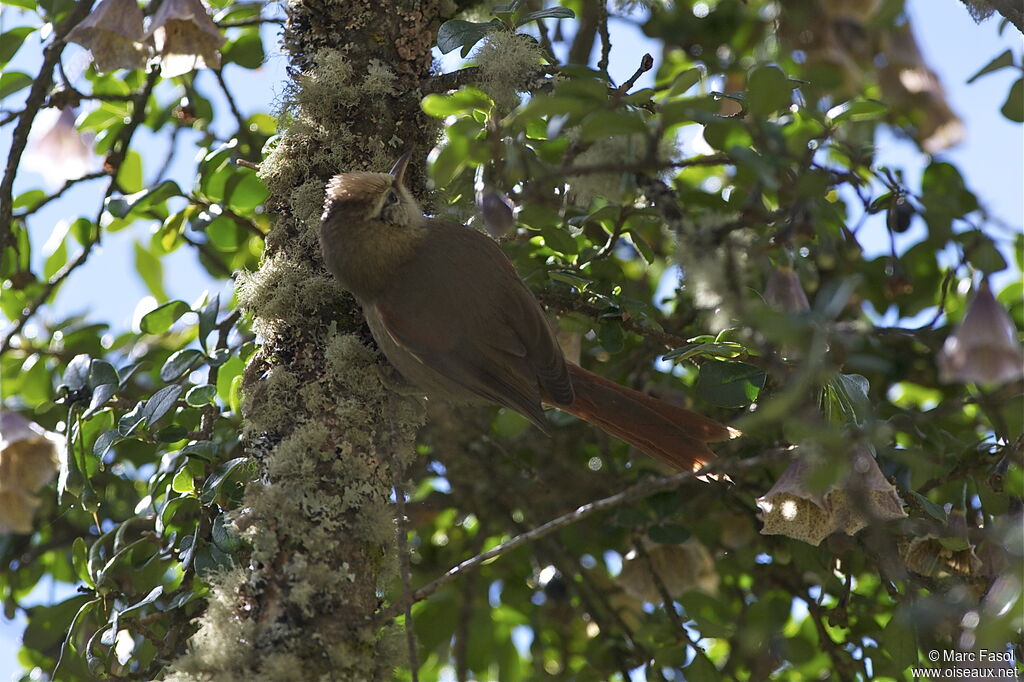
[0,0,1021,678]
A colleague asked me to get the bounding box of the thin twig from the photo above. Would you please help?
[153,125,184,184]
[612,53,654,104]
[190,195,267,239]
[369,450,785,626]
[213,68,256,158]
[0,110,21,127]
[181,234,234,278]
[14,171,108,219]
[217,17,284,27]
[597,1,611,74]
[200,309,241,438]
[536,154,731,185]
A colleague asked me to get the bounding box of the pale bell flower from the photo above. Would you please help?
[938,280,1024,385]
[24,108,96,189]
[763,265,811,313]
[617,538,719,602]
[0,412,61,533]
[478,189,515,238]
[144,0,225,78]
[66,0,149,72]
[757,449,906,546]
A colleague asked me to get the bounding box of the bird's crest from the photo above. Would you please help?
[324,172,392,204]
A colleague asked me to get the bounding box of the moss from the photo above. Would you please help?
[473,30,545,111]
[163,569,255,681]
[236,254,342,332]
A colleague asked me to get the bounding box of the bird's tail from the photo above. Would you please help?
[553,364,737,472]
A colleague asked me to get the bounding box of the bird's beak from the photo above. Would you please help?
[390,153,411,186]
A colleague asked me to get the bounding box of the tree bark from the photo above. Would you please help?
[167,1,446,679]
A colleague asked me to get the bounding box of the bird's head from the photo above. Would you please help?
[322,154,421,228]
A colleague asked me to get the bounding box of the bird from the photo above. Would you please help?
[319,154,736,472]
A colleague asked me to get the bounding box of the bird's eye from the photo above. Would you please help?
[386,191,399,206]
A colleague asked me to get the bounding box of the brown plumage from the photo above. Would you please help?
[319,156,735,471]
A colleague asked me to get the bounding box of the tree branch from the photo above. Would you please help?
[0,66,159,356]
[370,450,785,625]
[0,0,95,255]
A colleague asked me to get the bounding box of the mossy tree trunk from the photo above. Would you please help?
[167,1,447,679]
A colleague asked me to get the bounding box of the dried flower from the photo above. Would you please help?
[0,412,61,533]
[763,265,810,313]
[618,539,718,602]
[938,280,1024,385]
[757,449,907,546]
[24,108,95,189]
[66,0,149,72]
[144,0,225,78]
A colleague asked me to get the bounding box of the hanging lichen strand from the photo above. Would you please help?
[166,1,445,679]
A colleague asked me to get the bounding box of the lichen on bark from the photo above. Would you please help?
[166,1,447,679]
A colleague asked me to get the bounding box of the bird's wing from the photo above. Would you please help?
[372,219,572,428]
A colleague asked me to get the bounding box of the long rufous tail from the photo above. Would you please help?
[549,364,736,472]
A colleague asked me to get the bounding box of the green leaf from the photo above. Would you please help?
[598,321,623,354]
[212,513,242,553]
[141,300,190,334]
[201,456,251,504]
[134,241,168,302]
[746,64,792,116]
[666,67,701,97]
[967,49,1015,83]
[695,361,765,408]
[684,651,720,682]
[828,373,871,426]
[882,610,918,670]
[118,402,146,436]
[72,537,94,588]
[0,71,32,99]
[198,293,219,352]
[117,149,144,193]
[663,342,745,362]
[647,523,691,544]
[63,354,91,391]
[160,348,205,381]
[1000,78,1023,123]
[223,31,264,69]
[492,0,523,13]
[516,7,574,26]
[436,19,499,56]
[156,425,188,442]
[53,598,101,679]
[580,110,648,141]
[119,586,163,619]
[909,490,947,523]
[88,360,118,389]
[0,26,34,65]
[83,384,116,419]
[828,98,887,123]
[105,180,183,219]
[421,88,493,117]
[225,170,269,210]
[185,384,217,406]
[93,429,121,457]
[142,384,182,426]
[229,375,243,414]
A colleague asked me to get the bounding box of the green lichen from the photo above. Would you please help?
[474,30,545,111]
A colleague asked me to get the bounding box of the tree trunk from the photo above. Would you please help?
[167,2,446,679]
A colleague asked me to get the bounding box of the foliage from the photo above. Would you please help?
[0,0,1021,680]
